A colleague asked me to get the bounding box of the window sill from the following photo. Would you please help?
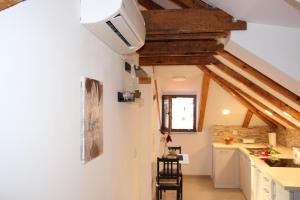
[169,131,198,134]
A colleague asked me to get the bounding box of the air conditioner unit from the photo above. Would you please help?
[81,0,146,55]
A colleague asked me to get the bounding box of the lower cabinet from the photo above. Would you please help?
[253,164,264,200]
[240,151,252,200]
[213,148,239,188]
[213,146,300,200]
[274,182,300,200]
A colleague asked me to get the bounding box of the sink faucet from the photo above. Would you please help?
[263,143,273,149]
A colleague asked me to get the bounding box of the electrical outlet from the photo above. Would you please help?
[232,130,238,135]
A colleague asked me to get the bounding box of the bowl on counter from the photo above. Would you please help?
[223,136,234,144]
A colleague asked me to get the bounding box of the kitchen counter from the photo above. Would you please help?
[213,143,300,191]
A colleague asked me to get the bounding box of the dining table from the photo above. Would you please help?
[165,153,189,164]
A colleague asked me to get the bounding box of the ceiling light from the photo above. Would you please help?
[265,110,273,116]
[283,112,292,118]
[222,109,231,115]
[172,76,186,82]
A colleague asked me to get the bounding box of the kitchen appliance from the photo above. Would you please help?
[262,158,300,168]
[81,0,146,54]
[293,147,300,165]
[268,132,277,147]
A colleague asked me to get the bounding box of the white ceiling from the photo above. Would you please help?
[203,0,300,28]
[154,66,202,94]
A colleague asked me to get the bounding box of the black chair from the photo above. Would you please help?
[156,157,182,200]
[168,146,182,154]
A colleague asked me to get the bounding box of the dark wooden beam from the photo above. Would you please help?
[137,0,163,10]
[139,54,216,66]
[0,0,24,11]
[242,110,253,128]
[154,78,161,122]
[138,40,223,56]
[198,72,210,132]
[217,51,300,107]
[169,0,211,8]
[146,32,229,41]
[197,65,278,128]
[213,62,300,122]
[138,77,151,84]
[142,9,247,34]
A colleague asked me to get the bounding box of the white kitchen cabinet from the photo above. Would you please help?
[274,182,300,200]
[240,151,252,200]
[275,182,290,200]
[253,165,263,200]
[213,147,239,188]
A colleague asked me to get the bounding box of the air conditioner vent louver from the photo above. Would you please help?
[81,0,145,54]
[106,21,132,48]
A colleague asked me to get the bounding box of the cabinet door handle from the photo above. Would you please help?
[264,188,270,193]
[264,177,270,182]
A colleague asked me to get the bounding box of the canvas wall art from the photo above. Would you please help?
[81,77,103,163]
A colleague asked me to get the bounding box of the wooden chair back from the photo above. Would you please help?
[157,157,180,184]
[168,146,182,154]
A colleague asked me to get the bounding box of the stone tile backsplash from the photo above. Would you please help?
[277,127,300,148]
[212,125,275,144]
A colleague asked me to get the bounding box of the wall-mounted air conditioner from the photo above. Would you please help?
[81,0,146,55]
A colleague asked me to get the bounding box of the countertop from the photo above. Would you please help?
[213,143,300,191]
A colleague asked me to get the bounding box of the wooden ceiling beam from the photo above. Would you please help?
[142,9,247,34]
[154,79,161,122]
[138,77,151,84]
[146,32,229,41]
[217,51,300,107]
[197,65,278,128]
[137,0,163,10]
[242,110,253,128]
[213,62,300,122]
[139,54,216,66]
[198,72,210,132]
[169,0,211,8]
[138,40,223,56]
[236,88,300,131]
[0,0,24,11]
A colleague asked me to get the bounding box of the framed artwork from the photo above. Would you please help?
[81,77,103,163]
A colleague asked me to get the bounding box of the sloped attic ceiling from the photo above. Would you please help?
[202,0,300,28]
[138,0,300,131]
[199,0,300,95]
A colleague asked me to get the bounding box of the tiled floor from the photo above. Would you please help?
[161,175,246,200]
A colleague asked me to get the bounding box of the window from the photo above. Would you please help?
[162,95,196,132]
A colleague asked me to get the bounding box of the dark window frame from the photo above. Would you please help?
[161,95,197,132]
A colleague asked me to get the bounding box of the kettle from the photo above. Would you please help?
[293,147,300,165]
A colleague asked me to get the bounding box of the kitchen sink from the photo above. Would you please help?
[246,147,280,156]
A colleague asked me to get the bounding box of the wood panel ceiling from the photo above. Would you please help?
[137,0,300,131]
[138,0,246,66]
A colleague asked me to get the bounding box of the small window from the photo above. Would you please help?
[162,95,196,132]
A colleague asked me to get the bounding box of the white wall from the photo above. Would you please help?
[0,1,154,200]
[227,23,300,95]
